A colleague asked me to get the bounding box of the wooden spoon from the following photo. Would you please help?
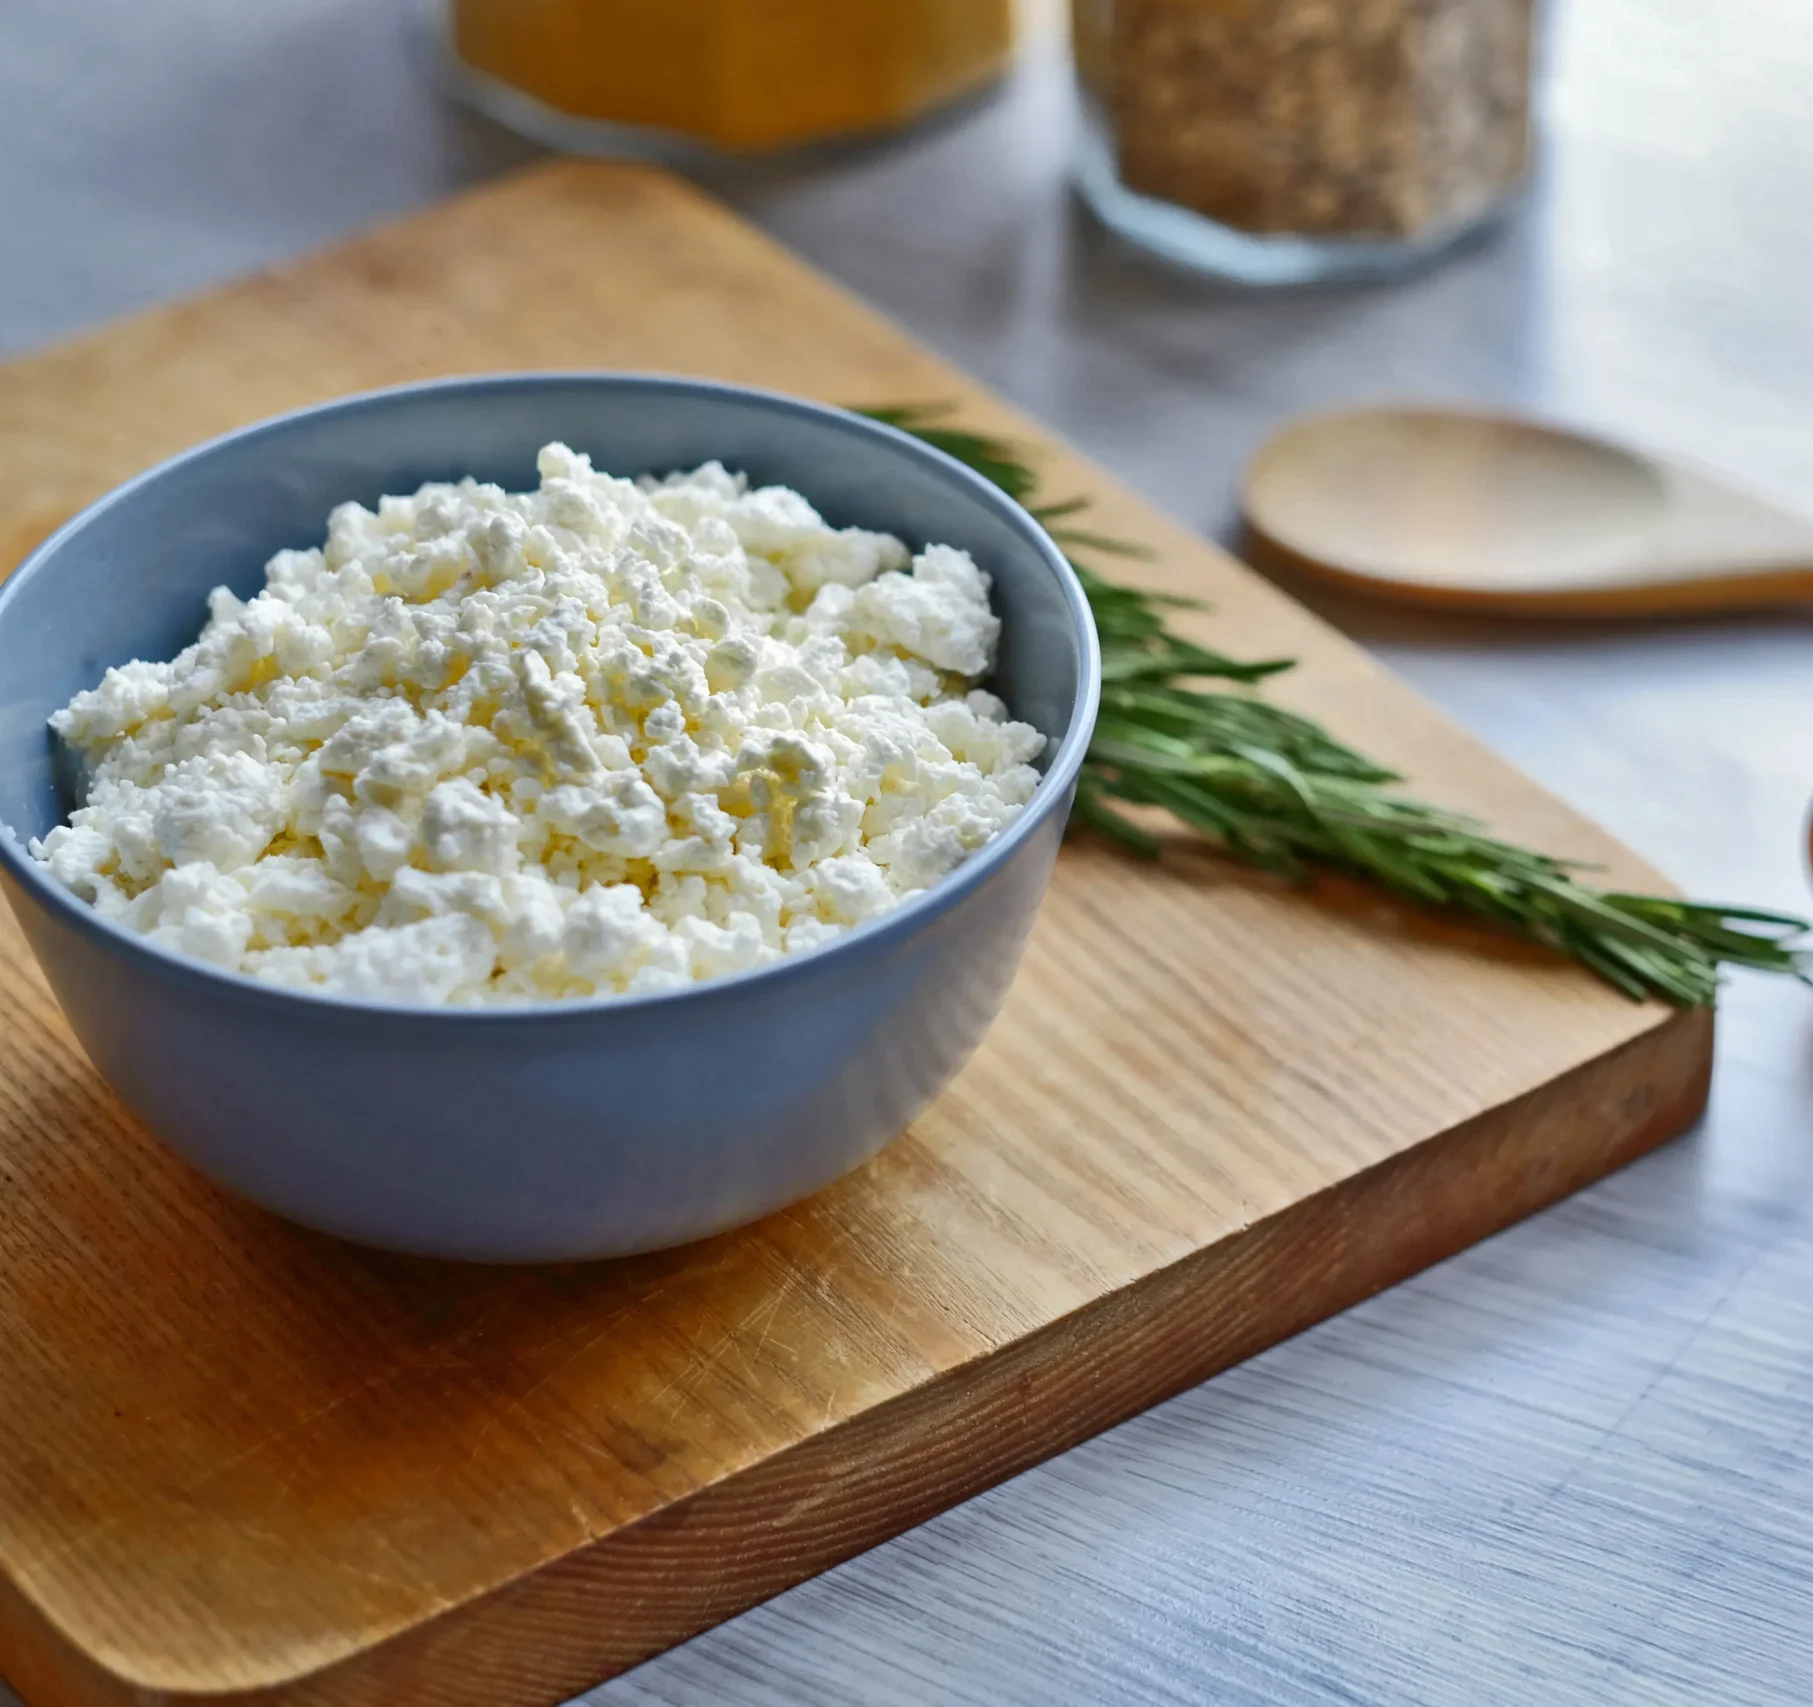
[1241,405,1813,617]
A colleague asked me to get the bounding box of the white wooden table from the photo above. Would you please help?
[5,2,1812,1701]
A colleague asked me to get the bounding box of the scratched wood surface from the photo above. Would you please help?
[0,161,1713,1707]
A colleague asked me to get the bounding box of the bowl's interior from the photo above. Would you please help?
[0,377,1089,847]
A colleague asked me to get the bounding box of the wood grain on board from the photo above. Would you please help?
[0,161,1711,1707]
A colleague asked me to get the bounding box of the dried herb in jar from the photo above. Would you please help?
[1076,0,1535,242]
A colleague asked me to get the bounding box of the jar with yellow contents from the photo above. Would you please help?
[440,0,1019,154]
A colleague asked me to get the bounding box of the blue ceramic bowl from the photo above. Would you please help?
[0,375,1100,1262]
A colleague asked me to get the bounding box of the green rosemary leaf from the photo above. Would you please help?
[1074,780,1161,857]
[1047,527,1157,559]
[864,406,1041,502]
[858,404,1813,1006]
[1029,496,1095,523]
[1604,896,1811,932]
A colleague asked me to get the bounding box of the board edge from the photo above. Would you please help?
[1,1005,1710,1707]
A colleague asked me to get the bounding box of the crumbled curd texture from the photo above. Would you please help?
[32,447,1045,1005]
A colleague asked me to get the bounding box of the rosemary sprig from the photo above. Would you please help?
[864,404,1810,1006]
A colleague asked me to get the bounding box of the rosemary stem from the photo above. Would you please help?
[862,405,1811,1006]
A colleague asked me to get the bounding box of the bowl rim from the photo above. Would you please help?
[0,371,1103,1025]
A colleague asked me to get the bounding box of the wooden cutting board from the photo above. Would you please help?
[0,162,1710,1707]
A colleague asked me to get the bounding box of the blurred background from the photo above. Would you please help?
[7,0,1813,510]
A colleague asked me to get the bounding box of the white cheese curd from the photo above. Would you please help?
[31,446,1047,1006]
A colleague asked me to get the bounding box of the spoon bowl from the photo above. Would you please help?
[1243,405,1813,617]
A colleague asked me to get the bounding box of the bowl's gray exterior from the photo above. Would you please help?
[0,376,1099,1262]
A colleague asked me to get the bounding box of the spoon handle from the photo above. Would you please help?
[1241,522,1813,618]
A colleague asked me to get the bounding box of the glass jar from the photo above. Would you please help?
[441,0,1018,155]
[1073,0,1536,285]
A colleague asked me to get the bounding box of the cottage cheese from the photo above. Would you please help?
[32,447,1046,1005]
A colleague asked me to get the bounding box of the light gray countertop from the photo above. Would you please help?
[5,3,1813,1702]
